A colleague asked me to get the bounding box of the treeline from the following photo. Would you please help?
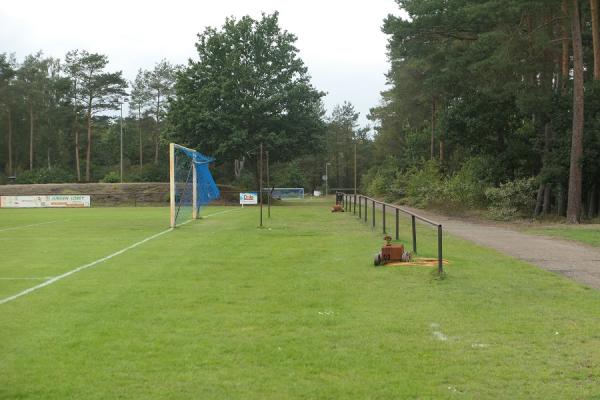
[0,51,178,183]
[368,0,600,222]
[0,37,372,191]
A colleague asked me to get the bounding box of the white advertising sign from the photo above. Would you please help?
[239,192,258,205]
[0,195,91,208]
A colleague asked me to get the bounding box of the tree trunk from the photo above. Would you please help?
[591,0,600,79]
[567,0,584,224]
[556,184,563,216]
[561,0,570,93]
[74,109,80,181]
[29,104,34,170]
[86,107,92,182]
[430,98,436,160]
[138,104,143,171]
[7,108,12,176]
[535,184,545,216]
[543,184,552,215]
[588,185,597,217]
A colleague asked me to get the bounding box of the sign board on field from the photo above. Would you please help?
[0,195,91,208]
[239,192,258,205]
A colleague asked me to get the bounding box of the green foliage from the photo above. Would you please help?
[232,170,256,191]
[442,157,491,208]
[15,167,75,184]
[485,177,537,220]
[168,12,326,164]
[271,161,306,188]
[127,164,168,183]
[403,160,443,208]
[362,158,400,201]
[100,171,120,183]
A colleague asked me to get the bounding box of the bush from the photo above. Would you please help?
[100,171,120,183]
[403,160,443,208]
[127,164,169,182]
[485,177,537,220]
[442,157,490,208]
[15,167,75,184]
[363,158,400,201]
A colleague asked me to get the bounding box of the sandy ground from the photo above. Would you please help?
[379,204,600,289]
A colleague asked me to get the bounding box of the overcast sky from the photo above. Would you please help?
[1,0,405,127]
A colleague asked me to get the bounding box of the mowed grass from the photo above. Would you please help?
[1,201,600,399]
[523,224,600,247]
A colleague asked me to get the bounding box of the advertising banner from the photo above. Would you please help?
[0,195,91,208]
[239,192,258,205]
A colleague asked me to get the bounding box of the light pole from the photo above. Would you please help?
[119,97,129,183]
[325,162,331,196]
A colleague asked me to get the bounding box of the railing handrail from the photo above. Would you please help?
[340,193,442,228]
[339,192,444,275]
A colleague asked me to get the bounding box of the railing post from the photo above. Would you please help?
[353,195,356,214]
[438,225,443,275]
[359,196,362,218]
[382,204,386,234]
[364,197,367,222]
[411,215,417,253]
[395,208,399,240]
[372,200,375,228]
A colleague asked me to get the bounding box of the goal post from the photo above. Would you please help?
[169,143,220,228]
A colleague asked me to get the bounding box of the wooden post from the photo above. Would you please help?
[169,143,176,228]
[259,143,263,227]
[395,208,399,240]
[266,150,270,218]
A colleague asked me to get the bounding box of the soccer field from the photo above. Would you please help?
[1,202,600,399]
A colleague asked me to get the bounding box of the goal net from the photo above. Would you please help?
[266,188,305,200]
[170,143,220,227]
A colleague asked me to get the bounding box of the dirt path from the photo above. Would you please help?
[387,205,600,289]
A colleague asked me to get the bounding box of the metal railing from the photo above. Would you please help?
[340,192,444,274]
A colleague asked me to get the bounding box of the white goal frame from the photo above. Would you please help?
[169,143,199,228]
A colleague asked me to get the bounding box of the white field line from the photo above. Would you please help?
[201,207,242,219]
[0,208,240,305]
[0,220,59,233]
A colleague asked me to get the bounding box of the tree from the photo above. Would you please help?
[327,102,360,189]
[591,0,600,80]
[567,0,585,223]
[0,53,17,176]
[65,50,127,181]
[144,60,177,164]
[129,69,152,170]
[168,12,326,171]
[17,52,49,170]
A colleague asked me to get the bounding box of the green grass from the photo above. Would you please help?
[523,224,600,247]
[1,201,600,399]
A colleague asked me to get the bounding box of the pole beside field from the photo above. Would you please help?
[169,143,175,228]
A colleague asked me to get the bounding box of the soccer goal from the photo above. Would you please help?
[265,187,305,200]
[169,143,220,228]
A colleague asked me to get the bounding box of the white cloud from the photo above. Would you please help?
[1,0,405,126]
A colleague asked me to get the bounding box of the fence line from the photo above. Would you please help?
[340,192,444,274]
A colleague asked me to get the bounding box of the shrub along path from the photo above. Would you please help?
[387,205,600,289]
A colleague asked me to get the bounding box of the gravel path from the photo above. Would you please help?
[385,205,600,289]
